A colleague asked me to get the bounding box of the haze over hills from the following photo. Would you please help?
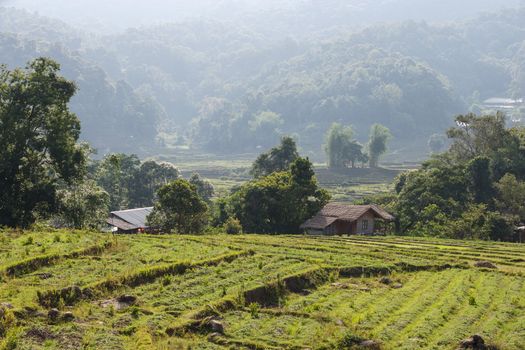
[1,1,525,159]
[3,0,523,33]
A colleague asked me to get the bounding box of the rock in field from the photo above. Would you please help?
[459,334,486,349]
[47,308,60,321]
[209,319,225,334]
[62,311,75,322]
[0,302,13,309]
[360,339,381,349]
[379,277,393,285]
[117,295,137,305]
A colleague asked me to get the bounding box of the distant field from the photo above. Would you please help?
[1,230,524,349]
[160,154,407,201]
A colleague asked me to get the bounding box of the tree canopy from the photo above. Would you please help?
[368,124,391,168]
[324,123,368,168]
[147,179,208,234]
[231,157,330,233]
[391,113,525,241]
[251,136,299,178]
[0,58,86,227]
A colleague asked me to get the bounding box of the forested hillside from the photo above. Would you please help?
[1,3,525,158]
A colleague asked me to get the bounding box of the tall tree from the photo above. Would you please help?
[428,133,446,154]
[495,173,525,223]
[54,180,109,229]
[95,153,140,210]
[324,123,368,168]
[325,123,353,168]
[129,161,180,207]
[368,123,391,168]
[231,158,330,233]
[147,179,208,234]
[189,173,215,202]
[0,58,86,227]
[447,112,508,161]
[251,136,299,178]
[466,156,493,204]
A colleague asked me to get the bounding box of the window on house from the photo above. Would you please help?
[362,220,369,231]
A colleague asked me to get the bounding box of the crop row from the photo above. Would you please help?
[214,270,525,349]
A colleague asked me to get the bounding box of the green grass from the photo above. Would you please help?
[1,231,524,349]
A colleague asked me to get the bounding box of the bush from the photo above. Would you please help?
[224,217,243,235]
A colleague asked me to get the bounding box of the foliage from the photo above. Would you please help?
[0,58,86,228]
[231,157,330,233]
[368,124,392,168]
[147,179,208,234]
[446,204,513,241]
[131,161,181,207]
[466,156,494,205]
[93,154,179,210]
[54,180,109,230]
[94,154,140,210]
[494,173,525,223]
[251,136,299,178]
[428,133,446,153]
[447,112,509,162]
[189,173,215,202]
[324,123,368,168]
[223,217,243,235]
[5,5,525,157]
[393,113,525,241]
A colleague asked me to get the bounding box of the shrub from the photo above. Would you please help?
[22,236,34,246]
[248,302,260,318]
[224,217,242,235]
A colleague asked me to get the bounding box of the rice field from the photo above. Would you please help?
[1,230,524,349]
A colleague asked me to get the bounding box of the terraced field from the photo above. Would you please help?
[1,230,524,349]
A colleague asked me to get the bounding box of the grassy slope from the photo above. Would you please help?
[0,230,524,349]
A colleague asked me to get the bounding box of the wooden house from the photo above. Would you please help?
[300,203,394,235]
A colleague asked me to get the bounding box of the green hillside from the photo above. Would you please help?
[1,230,524,349]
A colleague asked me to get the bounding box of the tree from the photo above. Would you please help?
[428,133,446,154]
[447,113,509,162]
[231,158,330,233]
[94,155,181,210]
[495,173,525,223]
[447,204,513,241]
[189,173,215,202]
[251,136,299,178]
[95,153,140,210]
[368,123,391,168]
[395,162,468,233]
[249,111,283,147]
[324,123,368,168]
[54,180,109,229]
[147,179,208,234]
[466,156,494,205]
[129,161,180,207]
[0,58,86,227]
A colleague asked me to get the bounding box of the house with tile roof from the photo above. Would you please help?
[300,203,394,235]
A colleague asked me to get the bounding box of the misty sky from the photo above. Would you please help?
[2,0,523,33]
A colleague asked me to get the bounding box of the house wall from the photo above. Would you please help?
[305,228,325,235]
[334,221,353,235]
[356,211,375,235]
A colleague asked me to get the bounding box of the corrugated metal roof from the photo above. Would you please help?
[109,207,153,230]
[106,216,137,231]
